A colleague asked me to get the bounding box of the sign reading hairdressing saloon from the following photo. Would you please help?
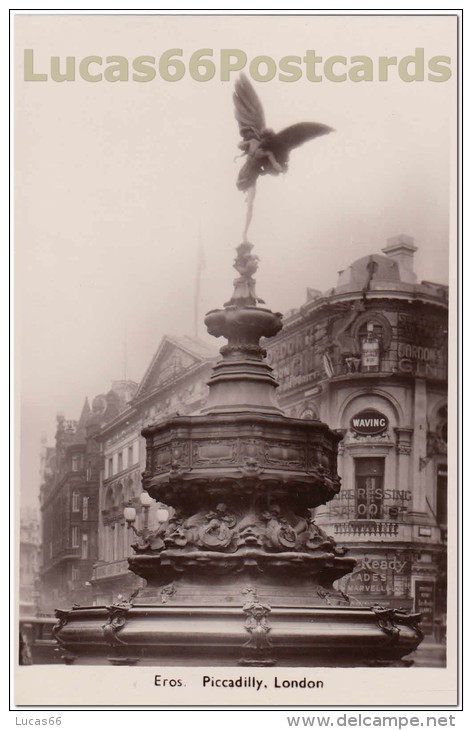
[350,409,389,436]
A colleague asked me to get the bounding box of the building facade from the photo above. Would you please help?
[91,336,216,604]
[19,507,41,618]
[265,235,448,635]
[39,387,133,613]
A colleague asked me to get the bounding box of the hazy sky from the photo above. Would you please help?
[15,13,456,508]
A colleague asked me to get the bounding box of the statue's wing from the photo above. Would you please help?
[271,122,333,162]
[233,74,266,138]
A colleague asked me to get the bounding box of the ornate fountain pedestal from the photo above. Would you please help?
[54,243,423,666]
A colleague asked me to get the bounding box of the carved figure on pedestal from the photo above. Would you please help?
[261,504,299,550]
[225,241,264,307]
[199,503,238,551]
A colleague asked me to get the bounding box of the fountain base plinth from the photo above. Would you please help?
[53,599,423,667]
[54,551,423,666]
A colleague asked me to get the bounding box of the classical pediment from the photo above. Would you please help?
[134,335,216,402]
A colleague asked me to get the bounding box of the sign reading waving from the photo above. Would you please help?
[350,409,389,436]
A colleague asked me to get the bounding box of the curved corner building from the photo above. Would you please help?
[265,235,448,640]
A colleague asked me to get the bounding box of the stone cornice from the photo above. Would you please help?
[280,289,448,333]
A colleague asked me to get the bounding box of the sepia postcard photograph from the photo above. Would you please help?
[13,10,459,709]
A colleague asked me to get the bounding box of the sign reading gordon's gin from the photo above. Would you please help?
[350,409,389,436]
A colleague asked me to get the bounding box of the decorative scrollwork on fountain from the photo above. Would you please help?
[160,583,176,604]
[163,504,239,552]
[53,608,77,664]
[130,500,348,559]
[102,601,133,647]
[53,609,70,647]
[393,608,424,643]
[371,604,401,645]
[239,586,274,666]
[306,519,348,556]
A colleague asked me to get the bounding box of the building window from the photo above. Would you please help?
[109,524,116,562]
[108,458,113,477]
[107,525,114,562]
[72,492,80,512]
[71,565,79,581]
[71,526,79,548]
[436,464,447,529]
[118,451,123,472]
[86,461,92,481]
[128,445,134,466]
[393,574,408,597]
[355,458,385,519]
[72,453,83,471]
[81,533,88,559]
[82,496,89,521]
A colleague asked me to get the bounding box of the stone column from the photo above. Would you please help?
[411,379,428,514]
[394,427,413,516]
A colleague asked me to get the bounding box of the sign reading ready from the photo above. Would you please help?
[350,409,389,436]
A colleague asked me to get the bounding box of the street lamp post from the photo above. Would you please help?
[124,493,169,545]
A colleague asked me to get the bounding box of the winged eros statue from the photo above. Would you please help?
[233,74,333,240]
